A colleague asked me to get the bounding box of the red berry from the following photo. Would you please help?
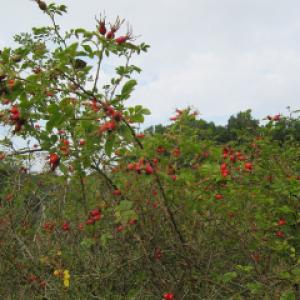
[115,35,129,45]
[90,208,101,217]
[220,163,227,171]
[156,146,165,154]
[62,222,70,231]
[127,163,136,171]
[136,133,145,139]
[277,218,286,226]
[78,223,84,231]
[98,21,107,35]
[116,225,124,232]
[86,218,95,225]
[170,175,177,181]
[244,162,253,171]
[154,247,162,260]
[215,194,223,200]
[112,189,122,196]
[128,219,137,225]
[172,148,181,157]
[276,231,285,238]
[145,163,154,175]
[163,293,175,300]
[106,31,115,39]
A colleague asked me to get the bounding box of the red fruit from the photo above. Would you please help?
[78,223,84,231]
[7,79,15,89]
[156,146,165,154]
[49,153,60,165]
[277,218,286,226]
[112,189,122,196]
[99,121,116,133]
[90,208,101,217]
[172,148,181,157]
[28,274,38,283]
[220,163,227,171]
[46,91,54,97]
[5,194,14,202]
[238,155,246,161]
[61,139,69,146]
[106,31,115,39]
[276,231,285,238]
[229,155,236,162]
[113,111,123,122]
[127,163,136,171]
[244,162,253,171]
[170,116,177,121]
[223,153,228,159]
[98,21,107,35]
[115,35,129,45]
[86,218,95,225]
[39,280,47,288]
[34,124,41,129]
[152,202,158,209]
[250,253,260,263]
[154,247,162,260]
[152,158,159,165]
[128,219,137,225]
[163,293,175,300]
[223,147,229,154]
[170,175,177,181]
[92,214,101,221]
[228,212,235,218]
[145,163,154,175]
[10,105,20,115]
[79,139,85,146]
[58,130,65,135]
[43,222,55,232]
[136,133,145,139]
[33,67,42,74]
[116,225,124,232]
[62,222,70,231]
[90,100,100,112]
[221,170,229,177]
[215,194,223,200]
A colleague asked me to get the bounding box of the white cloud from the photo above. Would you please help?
[1,0,300,126]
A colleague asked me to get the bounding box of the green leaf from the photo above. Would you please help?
[105,134,116,157]
[280,291,296,300]
[221,272,237,283]
[80,238,95,249]
[121,79,137,100]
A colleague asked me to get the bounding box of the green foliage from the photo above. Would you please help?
[0,2,300,300]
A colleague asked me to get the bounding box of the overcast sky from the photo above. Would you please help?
[1,0,300,126]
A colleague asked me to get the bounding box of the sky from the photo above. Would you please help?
[1,0,300,127]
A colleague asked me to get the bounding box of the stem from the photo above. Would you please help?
[93,45,104,93]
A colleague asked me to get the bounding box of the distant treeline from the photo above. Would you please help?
[145,109,300,144]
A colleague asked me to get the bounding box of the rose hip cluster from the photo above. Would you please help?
[86,208,102,225]
[9,105,26,133]
[220,147,253,177]
[99,105,123,134]
[96,15,134,45]
[127,158,155,175]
